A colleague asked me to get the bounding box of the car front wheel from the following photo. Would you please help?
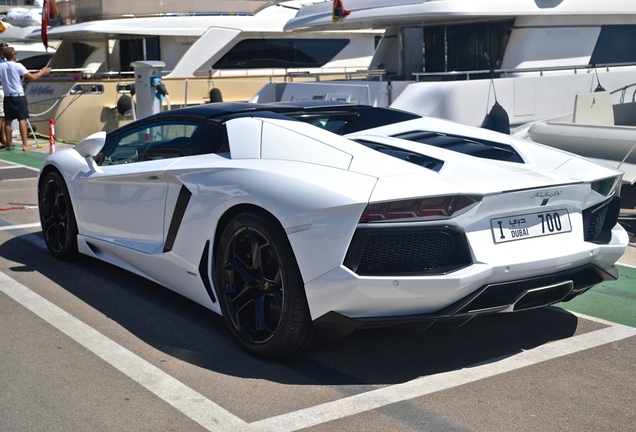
[215,210,314,358]
[39,170,79,260]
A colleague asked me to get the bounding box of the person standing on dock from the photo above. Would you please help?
[0,46,51,151]
[0,43,7,149]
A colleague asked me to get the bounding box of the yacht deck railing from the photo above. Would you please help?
[284,69,387,82]
[412,62,636,81]
[610,81,636,103]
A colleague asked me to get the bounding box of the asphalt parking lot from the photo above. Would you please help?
[1,150,635,431]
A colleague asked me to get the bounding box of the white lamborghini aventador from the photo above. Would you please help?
[38,102,628,357]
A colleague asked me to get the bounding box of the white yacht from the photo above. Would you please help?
[24,0,379,140]
[254,0,636,132]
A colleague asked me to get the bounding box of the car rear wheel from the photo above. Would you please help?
[215,210,314,358]
[39,170,79,260]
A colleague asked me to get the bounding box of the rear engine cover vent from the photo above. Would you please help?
[391,131,524,163]
[353,139,444,172]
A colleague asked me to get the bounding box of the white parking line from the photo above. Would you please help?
[0,160,40,172]
[251,322,636,432]
[1,267,635,432]
[0,271,248,432]
[0,222,41,231]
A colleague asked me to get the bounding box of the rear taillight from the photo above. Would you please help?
[360,195,481,223]
[591,175,621,197]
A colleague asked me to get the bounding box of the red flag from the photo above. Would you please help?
[42,0,49,49]
[41,0,57,49]
[332,0,351,23]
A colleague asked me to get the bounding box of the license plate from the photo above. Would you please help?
[491,209,572,243]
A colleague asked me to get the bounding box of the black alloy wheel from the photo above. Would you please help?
[215,210,314,358]
[39,170,79,260]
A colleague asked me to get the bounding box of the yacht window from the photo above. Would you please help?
[212,39,350,69]
[19,54,53,70]
[145,37,161,61]
[446,24,489,72]
[120,37,161,72]
[423,27,445,73]
[590,25,636,65]
[422,20,513,78]
[72,43,96,68]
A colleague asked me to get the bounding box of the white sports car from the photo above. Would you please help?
[38,102,628,357]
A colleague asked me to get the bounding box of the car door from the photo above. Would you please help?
[72,119,202,253]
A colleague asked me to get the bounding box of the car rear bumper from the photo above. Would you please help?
[312,263,618,340]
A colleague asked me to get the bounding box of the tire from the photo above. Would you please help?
[39,170,79,260]
[215,210,315,358]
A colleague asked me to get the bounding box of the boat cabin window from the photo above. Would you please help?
[119,37,161,72]
[590,25,636,65]
[20,54,53,70]
[72,43,97,68]
[417,20,513,80]
[212,39,350,69]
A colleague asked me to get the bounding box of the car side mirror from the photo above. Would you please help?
[75,131,106,157]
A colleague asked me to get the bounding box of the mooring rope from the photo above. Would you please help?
[28,98,62,117]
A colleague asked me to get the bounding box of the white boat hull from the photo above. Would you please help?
[528,109,636,185]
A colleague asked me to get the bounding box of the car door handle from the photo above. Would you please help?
[144,175,161,181]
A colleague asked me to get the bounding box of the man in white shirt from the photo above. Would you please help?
[0,42,7,148]
[0,46,51,151]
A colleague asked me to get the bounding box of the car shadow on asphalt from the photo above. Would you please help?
[2,233,582,387]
